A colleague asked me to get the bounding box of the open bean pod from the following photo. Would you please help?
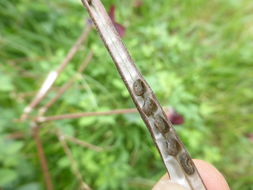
[81,1,207,190]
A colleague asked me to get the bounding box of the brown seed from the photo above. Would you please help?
[142,97,157,116]
[166,137,180,156]
[179,152,195,175]
[154,115,170,134]
[87,0,92,5]
[133,79,146,96]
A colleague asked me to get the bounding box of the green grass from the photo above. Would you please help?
[0,0,252,189]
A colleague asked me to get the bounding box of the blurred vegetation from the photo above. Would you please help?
[0,0,253,189]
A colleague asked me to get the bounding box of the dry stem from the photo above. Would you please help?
[38,51,93,116]
[38,108,137,122]
[32,125,54,190]
[64,134,103,152]
[56,130,91,190]
[20,25,92,121]
[37,107,169,123]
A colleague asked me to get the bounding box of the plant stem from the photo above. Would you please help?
[32,125,54,190]
[20,25,92,121]
[38,108,137,122]
[63,134,103,152]
[56,130,91,190]
[37,107,169,123]
[38,51,93,116]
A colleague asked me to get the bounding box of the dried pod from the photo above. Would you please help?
[179,152,195,175]
[166,137,180,156]
[154,115,170,134]
[142,97,157,116]
[133,79,146,96]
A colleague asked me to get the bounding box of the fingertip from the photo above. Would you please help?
[153,159,230,190]
[193,159,230,190]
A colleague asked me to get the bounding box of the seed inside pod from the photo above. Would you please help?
[166,137,180,156]
[87,0,92,5]
[142,97,157,116]
[154,115,170,134]
[133,79,146,96]
[179,152,195,175]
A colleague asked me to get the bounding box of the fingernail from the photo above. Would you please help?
[153,180,188,190]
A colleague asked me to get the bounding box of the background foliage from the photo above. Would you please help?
[0,0,253,189]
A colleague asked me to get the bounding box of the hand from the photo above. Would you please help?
[153,159,230,190]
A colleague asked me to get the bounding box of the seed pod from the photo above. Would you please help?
[142,97,157,116]
[166,137,180,156]
[179,152,195,175]
[154,115,170,134]
[133,79,146,96]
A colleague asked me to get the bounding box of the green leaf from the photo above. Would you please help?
[17,183,41,190]
[57,157,69,169]
[0,169,17,186]
[78,117,97,127]
[0,71,14,92]
[57,124,75,136]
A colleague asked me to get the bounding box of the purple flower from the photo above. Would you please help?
[109,5,126,37]
[133,0,143,8]
[246,133,253,143]
[167,107,184,125]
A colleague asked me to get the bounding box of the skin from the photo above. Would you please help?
[153,159,230,190]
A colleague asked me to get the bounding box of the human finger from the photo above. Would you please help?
[152,159,230,190]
